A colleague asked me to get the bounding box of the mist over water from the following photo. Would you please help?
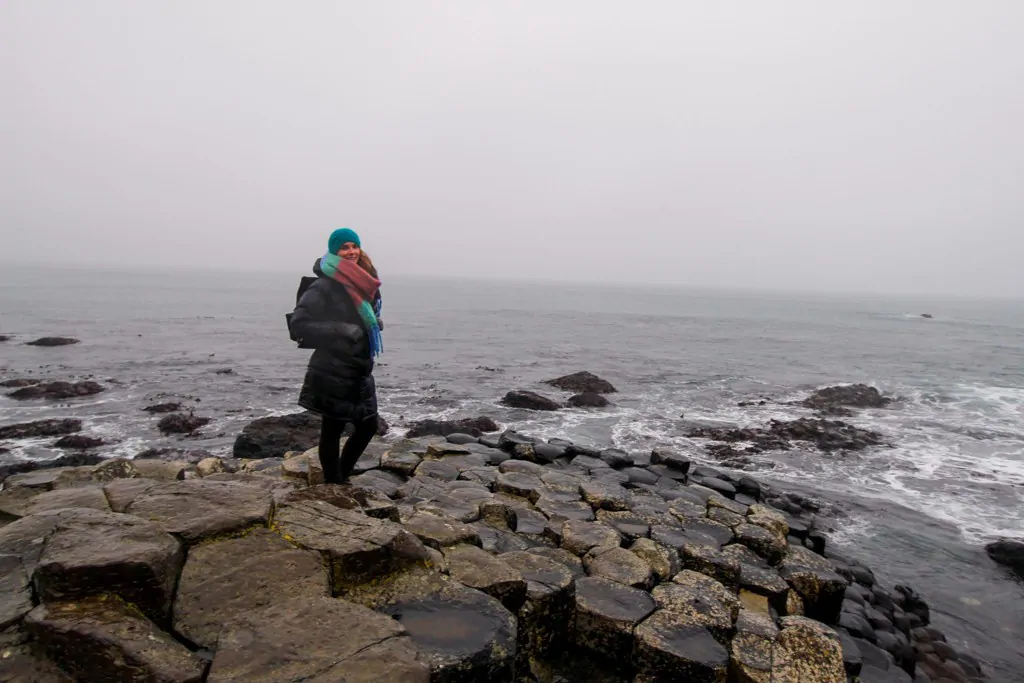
[1,266,1023,679]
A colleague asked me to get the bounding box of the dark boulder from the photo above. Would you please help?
[568,392,611,408]
[0,418,82,440]
[985,538,1024,579]
[53,435,104,449]
[406,416,500,438]
[1,378,40,388]
[770,418,884,451]
[0,335,9,342]
[26,337,80,347]
[501,390,562,411]
[232,412,318,458]
[651,449,692,473]
[802,384,891,412]
[544,371,617,394]
[7,381,104,401]
[158,413,211,435]
[142,402,182,413]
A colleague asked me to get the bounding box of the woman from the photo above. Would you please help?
[289,227,383,484]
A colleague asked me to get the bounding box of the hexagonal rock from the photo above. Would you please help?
[31,509,184,625]
[561,519,622,557]
[0,485,111,520]
[273,499,431,594]
[634,613,729,683]
[445,544,526,611]
[494,472,544,503]
[595,510,651,541]
[747,504,789,538]
[579,480,629,511]
[278,483,399,521]
[573,577,656,667]
[207,595,429,683]
[0,553,32,629]
[734,524,787,565]
[777,546,848,624]
[380,582,518,683]
[672,570,740,622]
[668,498,706,522]
[650,584,734,645]
[125,480,273,544]
[381,444,424,476]
[416,494,482,524]
[102,478,160,513]
[536,497,594,522]
[526,546,586,578]
[708,506,744,528]
[730,609,779,683]
[650,449,692,473]
[682,518,736,547]
[678,542,741,589]
[629,538,680,583]
[173,528,329,649]
[25,597,205,683]
[772,616,846,683]
[584,546,655,589]
[500,551,575,660]
[722,544,790,605]
[404,511,481,550]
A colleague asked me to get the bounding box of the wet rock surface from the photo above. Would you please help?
[502,390,563,411]
[544,371,618,394]
[405,416,500,438]
[231,411,320,458]
[157,413,211,434]
[0,418,83,441]
[7,380,105,401]
[25,337,80,347]
[26,597,206,683]
[208,595,429,682]
[0,431,986,683]
[985,538,1024,579]
[173,528,329,648]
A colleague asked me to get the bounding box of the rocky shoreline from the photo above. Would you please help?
[0,417,991,682]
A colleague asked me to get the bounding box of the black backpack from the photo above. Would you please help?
[285,276,317,347]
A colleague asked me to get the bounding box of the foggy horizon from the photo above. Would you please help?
[2,2,1022,298]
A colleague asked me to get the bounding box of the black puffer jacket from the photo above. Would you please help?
[290,259,378,422]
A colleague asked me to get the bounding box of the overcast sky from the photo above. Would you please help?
[1,2,1021,296]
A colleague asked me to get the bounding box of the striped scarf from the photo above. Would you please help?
[319,253,383,359]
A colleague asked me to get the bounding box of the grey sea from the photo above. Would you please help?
[2,265,1023,680]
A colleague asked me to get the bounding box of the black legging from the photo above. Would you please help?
[318,415,377,484]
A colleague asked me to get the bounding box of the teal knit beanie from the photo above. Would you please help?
[328,228,361,253]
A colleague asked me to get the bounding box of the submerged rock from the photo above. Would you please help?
[568,392,611,408]
[142,402,182,413]
[501,390,562,411]
[405,416,500,438]
[157,413,211,435]
[26,337,80,347]
[543,371,617,394]
[0,419,83,440]
[53,435,104,449]
[985,538,1024,579]
[7,381,104,401]
[207,595,430,682]
[802,384,892,412]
